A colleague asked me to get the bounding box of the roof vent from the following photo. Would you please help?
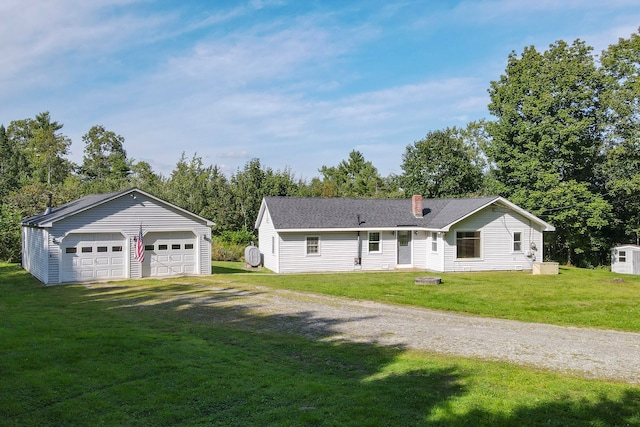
[412,195,423,218]
[44,192,53,215]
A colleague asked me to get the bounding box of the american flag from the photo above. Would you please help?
[135,225,145,263]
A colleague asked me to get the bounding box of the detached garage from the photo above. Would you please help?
[20,188,213,285]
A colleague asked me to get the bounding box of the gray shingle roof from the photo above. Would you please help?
[20,187,215,227]
[262,196,501,230]
[20,188,131,227]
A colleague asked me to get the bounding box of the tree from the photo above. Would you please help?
[129,160,164,194]
[484,39,612,264]
[163,153,217,220]
[0,125,29,198]
[29,112,73,185]
[319,150,384,197]
[600,30,640,244]
[79,125,132,191]
[399,126,484,198]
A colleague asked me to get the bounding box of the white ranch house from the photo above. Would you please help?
[20,188,213,285]
[611,245,640,275]
[255,195,555,274]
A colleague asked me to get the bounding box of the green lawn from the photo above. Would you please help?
[1,262,639,426]
[211,263,640,332]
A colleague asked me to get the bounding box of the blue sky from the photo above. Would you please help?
[1,1,638,180]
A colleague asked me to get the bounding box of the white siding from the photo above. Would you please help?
[361,231,397,271]
[21,227,49,284]
[257,208,280,273]
[48,192,211,283]
[611,246,640,275]
[413,231,428,269]
[426,232,445,272]
[443,207,544,272]
[276,230,401,273]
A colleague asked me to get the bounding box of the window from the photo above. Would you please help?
[81,247,93,253]
[97,246,108,253]
[271,236,275,254]
[158,244,168,250]
[172,244,181,250]
[431,232,438,252]
[184,243,194,250]
[513,232,522,252]
[65,247,77,254]
[145,244,154,251]
[456,231,481,259]
[619,251,627,262]
[368,232,380,252]
[112,246,123,252]
[306,236,319,255]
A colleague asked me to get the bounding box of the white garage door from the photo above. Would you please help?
[142,231,197,277]
[62,233,126,282]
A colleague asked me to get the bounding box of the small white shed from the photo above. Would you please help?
[20,187,214,285]
[611,245,640,275]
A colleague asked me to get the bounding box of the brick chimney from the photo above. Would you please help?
[412,195,423,218]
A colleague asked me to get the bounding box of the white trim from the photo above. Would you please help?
[513,231,523,253]
[305,236,320,256]
[441,197,555,232]
[368,231,381,253]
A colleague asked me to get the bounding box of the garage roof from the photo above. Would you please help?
[20,187,214,228]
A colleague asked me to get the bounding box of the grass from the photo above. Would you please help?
[211,265,640,332]
[1,262,639,426]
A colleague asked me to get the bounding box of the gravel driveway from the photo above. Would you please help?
[204,283,640,384]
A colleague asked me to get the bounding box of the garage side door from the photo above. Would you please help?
[142,231,197,277]
[62,233,126,282]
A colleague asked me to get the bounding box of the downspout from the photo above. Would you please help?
[356,214,364,266]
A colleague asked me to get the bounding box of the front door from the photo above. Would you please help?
[397,231,412,265]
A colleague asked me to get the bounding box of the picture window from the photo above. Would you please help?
[456,231,480,259]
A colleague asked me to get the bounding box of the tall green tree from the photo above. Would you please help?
[79,125,132,192]
[6,112,73,185]
[0,125,29,197]
[600,30,640,244]
[163,153,217,220]
[319,150,384,197]
[485,40,612,265]
[29,112,73,185]
[399,125,484,198]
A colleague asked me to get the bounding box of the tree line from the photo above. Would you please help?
[1,31,638,267]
